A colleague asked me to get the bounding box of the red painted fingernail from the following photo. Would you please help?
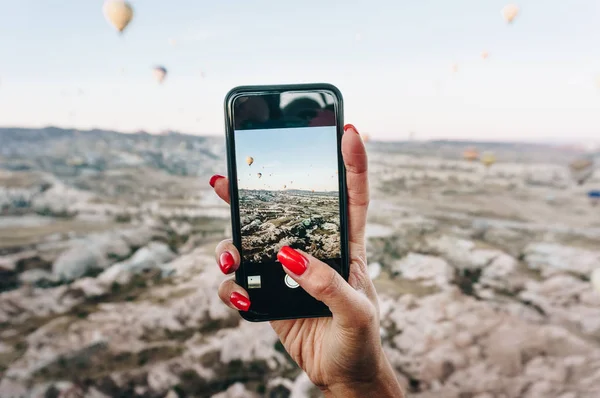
[209,174,224,188]
[230,292,250,311]
[219,252,236,274]
[344,124,359,134]
[277,246,309,276]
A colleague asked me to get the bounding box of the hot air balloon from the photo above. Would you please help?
[153,66,167,84]
[502,4,519,24]
[168,38,177,47]
[569,158,594,185]
[481,51,489,60]
[481,152,496,168]
[257,173,262,179]
[451,64,459,73]
[591,268,600,293]
[463,147,479,162]
[246,156,254,166]
[103,0,134,34]
[362,133,370,143]
[283,185,287,189]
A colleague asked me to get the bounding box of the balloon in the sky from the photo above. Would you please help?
[168,38,177,47]
[451,64,459,73]
[463,147,479,162]
[481,152,496,168]
[591,268,600,293]
[103,0,134,34]
[257,173,262,179]
[569,158,594,185]
[283,185,287,189]
[246,156,254,166]
[153,66,167,84]
[362,133,370,143]
[502,4,519,24]
[481,51,489,60]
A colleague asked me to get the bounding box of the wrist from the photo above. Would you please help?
[323,355,404,398]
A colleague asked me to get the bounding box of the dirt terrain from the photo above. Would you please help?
[239,189,340,263]
[0,127,599,397]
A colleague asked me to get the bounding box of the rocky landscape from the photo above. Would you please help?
[1,127,600,397]
[239,189,340,263]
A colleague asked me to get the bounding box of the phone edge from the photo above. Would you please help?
[223,83,348,322]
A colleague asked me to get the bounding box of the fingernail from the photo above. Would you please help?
[277,246,309,276]
[209,174,225,188]
[230,292,250,311]
[344,124,359,134]
[219,251,236,274]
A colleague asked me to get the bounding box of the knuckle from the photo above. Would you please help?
[312,269,342,300]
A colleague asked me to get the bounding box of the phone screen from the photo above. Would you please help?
[227,88,347,320]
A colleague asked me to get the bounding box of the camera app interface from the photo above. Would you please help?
[233,92,341,272]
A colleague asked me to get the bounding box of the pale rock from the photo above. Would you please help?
[524,357,567,384]
[368,261,382,279]
[523,380,554,397]
[453,331,474,348]
[147,365,181,393]
[523,242,600,278]
[0,379,27,398]
[478,253,524,293]
[391,253,452,288]
[71,277,107,298]
[86,387,112,398]
[211,383,259,398]
[18,268,57,287]
[97,241,176,286]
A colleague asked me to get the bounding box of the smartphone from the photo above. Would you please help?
[224,83,349,322]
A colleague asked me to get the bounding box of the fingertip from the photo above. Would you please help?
[215,240,240,274]
[343,124,359,134]
[218,279,250,311]
[218,251,238,274]
[209,174,225,188]
[230,291,250,311]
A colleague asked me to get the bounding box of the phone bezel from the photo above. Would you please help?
[223,83,349,322]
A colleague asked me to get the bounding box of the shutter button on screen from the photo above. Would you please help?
[284,274,299,289]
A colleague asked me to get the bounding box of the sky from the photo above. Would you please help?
[0,0,599,142]
[235,126,339,191]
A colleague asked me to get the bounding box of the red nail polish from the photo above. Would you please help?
[219,252,236,274]
[343,124,359,134]
[209,174,224,188]
[277,246,309,276]
[230,292,250,311]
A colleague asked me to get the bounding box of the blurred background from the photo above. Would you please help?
[1,1,600,397]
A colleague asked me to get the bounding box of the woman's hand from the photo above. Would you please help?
[210,124,404,397]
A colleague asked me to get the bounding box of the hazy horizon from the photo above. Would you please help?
[0,125,593,147]
[1,0,599,143]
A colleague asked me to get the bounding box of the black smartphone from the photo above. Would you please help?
[224,83,349,322]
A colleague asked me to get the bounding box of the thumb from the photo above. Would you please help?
[277,246,373,328]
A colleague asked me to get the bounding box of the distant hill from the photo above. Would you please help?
[0,126,225,178]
